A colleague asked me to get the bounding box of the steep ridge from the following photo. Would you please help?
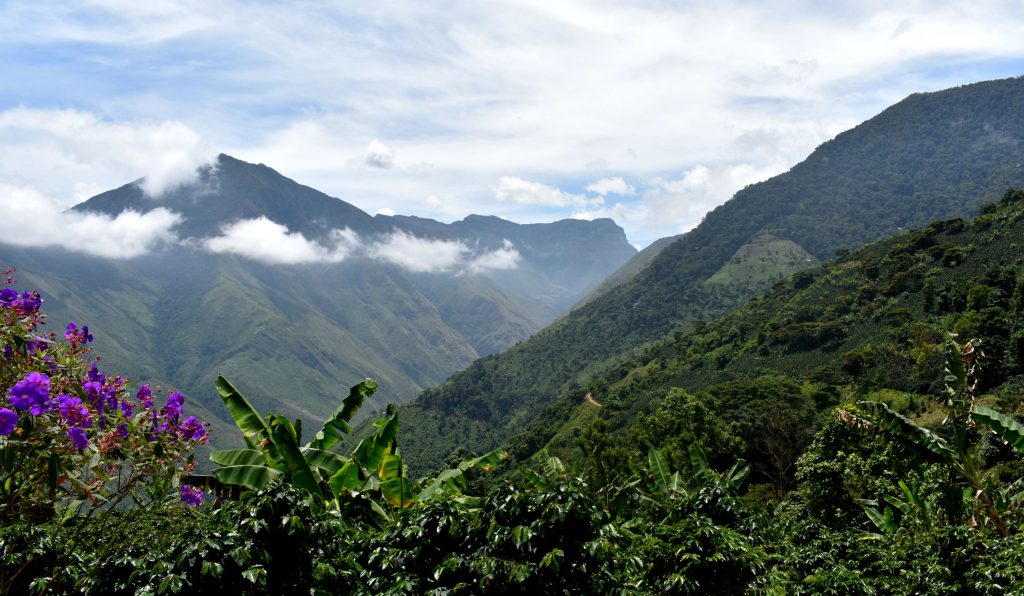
[399,76,1024,470]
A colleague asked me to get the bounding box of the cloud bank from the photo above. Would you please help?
[200,219,522,273]
[0,184,181,258]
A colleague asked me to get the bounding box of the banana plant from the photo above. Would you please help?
[858,479,938,538]
[202,375,378,509]
[203,375,506,518]
[856,335,1024,537]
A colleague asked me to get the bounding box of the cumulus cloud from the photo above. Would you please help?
[0,108,215,198]
[0,184,181,258]
[374,207,396,216]
[364,140,395,169]
[493,176,597,208]
[585,176,635,197]
[202,217,359,265]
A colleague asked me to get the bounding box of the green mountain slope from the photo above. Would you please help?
[400,76,1024,470]
[2,156,636,449]
[522,189,1024,479]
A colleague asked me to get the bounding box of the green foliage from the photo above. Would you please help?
[403,78,1024,471]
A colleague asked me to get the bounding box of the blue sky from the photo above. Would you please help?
[1,0,1023,249]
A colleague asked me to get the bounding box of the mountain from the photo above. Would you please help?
[398,76,1024,470]
[1,155,636,447]
[521,188,1024,483]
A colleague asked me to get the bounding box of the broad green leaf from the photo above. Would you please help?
[688,443,715,488]
[972,405,1024,451]
[379,452,414,507]
[350,409,399,474]
[520,468,550,491]
[302,448,350,475]
[210,449,267,467]
[457,449,507,473]
[543,454,566,480]
[306,378,379,451]
[858,401,956,463]
[329,461,362,495]
[725,461,750,489]
[419,449,508,502]
[648,448,671,492]
[213,465,281,490]
[268,415,325,502]
[216,376,270,449]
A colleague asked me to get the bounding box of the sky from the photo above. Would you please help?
[1,1,1023,251]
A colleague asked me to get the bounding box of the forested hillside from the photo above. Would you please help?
[515,188,1024,486]
[400,76,1024,470]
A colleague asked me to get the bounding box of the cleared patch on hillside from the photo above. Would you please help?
[705,237,819,286]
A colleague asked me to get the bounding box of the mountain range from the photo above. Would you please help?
[397,76,1024,470]
[0,155,636,446]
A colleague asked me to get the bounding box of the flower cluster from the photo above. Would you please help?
[1,271,212,518]
[3,368,210,453]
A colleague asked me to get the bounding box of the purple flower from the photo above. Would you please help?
[8,372,50,415]
[55,394,92,428]
[180,484,204,507]
[68,427,88,450]
[136,385,153,408]
[0,408,17,435]
[177,415,208,442]
[3,345,12,359]
[163,391,185,422]
[0,288,16,305]
[87,365,105,386]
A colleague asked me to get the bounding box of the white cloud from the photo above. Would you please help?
[0,184,181,258]
[494,176,597,208]
[368,231,468,273]
[586,176,634,197]
[364,140,395,169]
[202,217,359,265]
[375,207,396,216]
[0,108,215,199]
[4,1,1024,246]
[468,239,521,272]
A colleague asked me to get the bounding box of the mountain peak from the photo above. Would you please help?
[74,154,380,240]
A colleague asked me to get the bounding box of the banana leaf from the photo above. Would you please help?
[210,449,267,467]
[973,405,1024,451]
[302,448,350,475]
[268,415,325,502]
[306,378,379,451]
[213,465,281,490]
[216,376,270,449]
[858,401,956,463]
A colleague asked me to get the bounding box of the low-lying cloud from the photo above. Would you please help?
[0,184,182,258]
[200,219,522,273]
[202,217,359,265]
